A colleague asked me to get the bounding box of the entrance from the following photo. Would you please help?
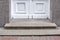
[11,0,50,19]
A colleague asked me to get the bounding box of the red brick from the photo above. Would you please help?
[1,36,18,40]
[1,36,60,40]
[54,36,60,40]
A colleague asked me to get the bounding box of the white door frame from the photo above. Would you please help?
[10,0,50,19]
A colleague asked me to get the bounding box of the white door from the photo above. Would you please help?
[11,0,30,18]
[32,0,48,19]
[11,0,50,19]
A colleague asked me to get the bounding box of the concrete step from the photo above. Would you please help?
[4,19,57,28]
[0,27,60,35]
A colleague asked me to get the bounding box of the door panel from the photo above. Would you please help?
[11,0,29,18]
[32,0,48,18]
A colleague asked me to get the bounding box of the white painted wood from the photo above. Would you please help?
[11,0,30,18]
[11,0,50,19]
[32,0,50,19]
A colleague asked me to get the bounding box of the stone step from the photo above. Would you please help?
[0,27,60,35]
[4,19,57,28]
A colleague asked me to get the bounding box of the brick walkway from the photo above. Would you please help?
[0,36,60,40]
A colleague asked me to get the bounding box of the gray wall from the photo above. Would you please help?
[0,0,60,26]
[52,0,60,26]
[0,0,9,27]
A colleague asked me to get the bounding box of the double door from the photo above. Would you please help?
[11,0,50,19]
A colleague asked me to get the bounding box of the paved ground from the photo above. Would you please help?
[0,36,60,40]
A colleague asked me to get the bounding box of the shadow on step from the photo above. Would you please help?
[4,27,56,29]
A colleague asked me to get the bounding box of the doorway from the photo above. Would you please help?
[11,0,50,19]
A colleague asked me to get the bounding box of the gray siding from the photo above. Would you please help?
[0,0,9,26]
[52,0,60,26]
[0,0,60,26]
